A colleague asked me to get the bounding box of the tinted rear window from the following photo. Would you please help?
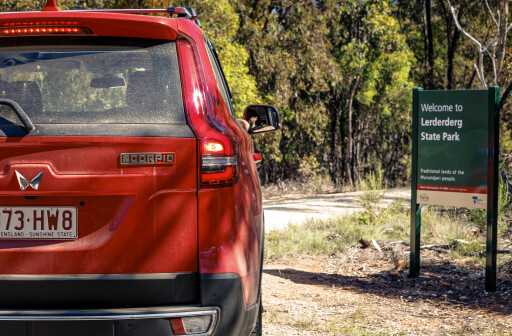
[0,37,185,125]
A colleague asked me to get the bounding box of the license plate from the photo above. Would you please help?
[0,207,77,240]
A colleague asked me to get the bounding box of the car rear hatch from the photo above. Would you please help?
[0,34,199,308]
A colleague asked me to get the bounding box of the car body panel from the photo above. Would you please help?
[0,136,198,274]
[176,20,264,306]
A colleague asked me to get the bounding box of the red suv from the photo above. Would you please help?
[0,2,279,335]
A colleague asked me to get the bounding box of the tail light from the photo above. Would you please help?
[177,39,238,187]
[201,138,238,185]
[170,315,214,335]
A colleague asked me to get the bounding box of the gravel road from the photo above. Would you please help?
[263,188,411,231]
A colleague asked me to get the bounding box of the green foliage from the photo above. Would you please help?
[324,0,414,186]
[357,167,386,222]
[0,0,107,10]
[235,0,414,186]
[469,159,511,233]
[0,0,43,11]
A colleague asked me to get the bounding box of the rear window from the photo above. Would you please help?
[0,37,185,125]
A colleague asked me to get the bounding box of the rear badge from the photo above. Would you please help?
[15,170,44,191]
[120,152,175,166]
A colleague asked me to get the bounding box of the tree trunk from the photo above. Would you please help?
[439,0,461,89]
[345,72,361,188]
[329,91,344,186]
[345,97,354,189]
[423,0,434,89]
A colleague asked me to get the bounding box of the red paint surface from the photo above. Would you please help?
[0,137,198,274]
[176,20,264,306]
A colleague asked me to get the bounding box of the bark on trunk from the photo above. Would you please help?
[423,0,434,89]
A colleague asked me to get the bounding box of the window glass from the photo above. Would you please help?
[0,37,185,124]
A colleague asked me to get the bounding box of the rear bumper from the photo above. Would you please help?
[0,306,218,336]
[0,306,219,321]
[200,273,260,336]
[0,273,199,308]
[0,273,259,336]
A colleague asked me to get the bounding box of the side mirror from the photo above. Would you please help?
[243,105,280,134]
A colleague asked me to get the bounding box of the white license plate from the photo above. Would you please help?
[0,207,77,240]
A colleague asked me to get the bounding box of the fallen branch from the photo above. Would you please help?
[420,243,450,250]
[387,241,409,246]
[470,249,512,257]
[372,239,382,255]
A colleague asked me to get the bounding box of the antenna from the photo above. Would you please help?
[42,0,59,11]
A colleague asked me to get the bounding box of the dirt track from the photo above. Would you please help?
[263,188,410,231]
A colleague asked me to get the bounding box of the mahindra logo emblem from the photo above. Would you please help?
[15,170,44,191]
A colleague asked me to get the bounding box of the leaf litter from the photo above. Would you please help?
[262,242,512,335]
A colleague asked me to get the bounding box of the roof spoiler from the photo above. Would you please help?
[41,1,201,27]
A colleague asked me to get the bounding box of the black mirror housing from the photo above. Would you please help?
[243,105,280,134]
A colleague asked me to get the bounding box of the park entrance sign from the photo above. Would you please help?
[416,89,489,209]
[411,87,500,292]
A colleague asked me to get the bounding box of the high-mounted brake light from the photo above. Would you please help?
[1,22,91,36]
[1,27,87,35]
[177,39,238,187]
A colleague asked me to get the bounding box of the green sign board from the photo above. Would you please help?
[416,90,489,208]
[411,87,500,292]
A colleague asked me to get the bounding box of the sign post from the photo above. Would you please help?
[486,86,500,292]
[410,87,500,291]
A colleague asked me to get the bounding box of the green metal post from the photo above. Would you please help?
[486,86,500,292]
[410,87,423,278]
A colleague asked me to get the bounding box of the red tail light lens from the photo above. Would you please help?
[170,318,186,334]
[202,138,238,185]
[177,39,238,187]
[170,315,214,335]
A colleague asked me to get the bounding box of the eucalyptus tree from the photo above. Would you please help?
[446,0,512,151]
[322,0,414,187]
[234,0,336,184]
[171,0,261,116]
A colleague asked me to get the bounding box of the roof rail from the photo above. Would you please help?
[58,7,202,27]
